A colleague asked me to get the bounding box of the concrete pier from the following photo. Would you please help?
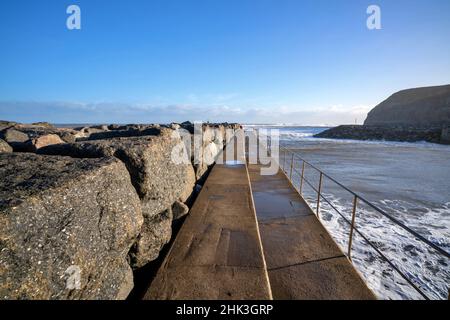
[144,138,375,300]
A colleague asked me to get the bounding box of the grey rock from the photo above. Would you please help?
[172,201,189,220]
[0,153,143,300]
[38,129,196,268]
[0,128,29,143]
[0,139,12,153]
[35,123,238,269]
[39,129,195,217]
[129,208,173,268]
[0,128,30,152]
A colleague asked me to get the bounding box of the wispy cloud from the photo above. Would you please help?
[0,101,372,125]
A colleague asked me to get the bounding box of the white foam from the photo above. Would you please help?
[301,191,450,300]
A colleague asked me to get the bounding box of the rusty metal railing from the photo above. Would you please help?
[278,146,450,300]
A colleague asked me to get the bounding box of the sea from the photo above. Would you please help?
[244,125,450,300]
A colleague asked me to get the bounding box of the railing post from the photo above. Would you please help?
[289,154,294,180]
[316,172,323,216]
[283,150,286,172]
[347,195,358,260]
[299,161,305,195]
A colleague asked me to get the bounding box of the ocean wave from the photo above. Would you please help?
[246,125,450,150]
[274,130,450,299]
[280,131,315,139]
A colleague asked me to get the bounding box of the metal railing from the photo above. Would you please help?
[278,146,450,300]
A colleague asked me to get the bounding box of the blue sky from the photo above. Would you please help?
[0,0,449,124]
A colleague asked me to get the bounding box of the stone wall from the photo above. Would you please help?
[0,121,241,299]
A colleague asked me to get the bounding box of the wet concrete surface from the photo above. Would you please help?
[144,141,272,300]
[248,164,376,300]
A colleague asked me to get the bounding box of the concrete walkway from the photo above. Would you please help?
[145,136,375,300]
[144,143,272,299]
[248,163,376,300]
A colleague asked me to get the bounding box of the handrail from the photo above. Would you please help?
[280,146,450,259]
[276,146,450,300]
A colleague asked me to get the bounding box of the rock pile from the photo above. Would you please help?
[314,125,443,143]
[0,120,241,299]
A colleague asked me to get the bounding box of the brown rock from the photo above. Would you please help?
[26,134,65,151]
[0,139,13,153]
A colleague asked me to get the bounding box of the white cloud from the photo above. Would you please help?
[0,101,372,125]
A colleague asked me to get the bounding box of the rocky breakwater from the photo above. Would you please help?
[0,121,241,299]
[314,124,443,143]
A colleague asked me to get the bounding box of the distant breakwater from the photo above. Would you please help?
[314,125,450,145]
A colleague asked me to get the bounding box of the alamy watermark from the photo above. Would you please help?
[66,5,381,31]
[367,5,382,30]
[65,265,81,290]
[66,5,81,30]
[170,122,280,176]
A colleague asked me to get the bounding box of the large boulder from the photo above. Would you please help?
[0,128,29,144]
[0,153,143,300]
[0,128,30,152]
[39,129,195,216]
[38,128,196,268]
[364,84,450,127]
[0,139,12,153]
[25,134,65,152]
